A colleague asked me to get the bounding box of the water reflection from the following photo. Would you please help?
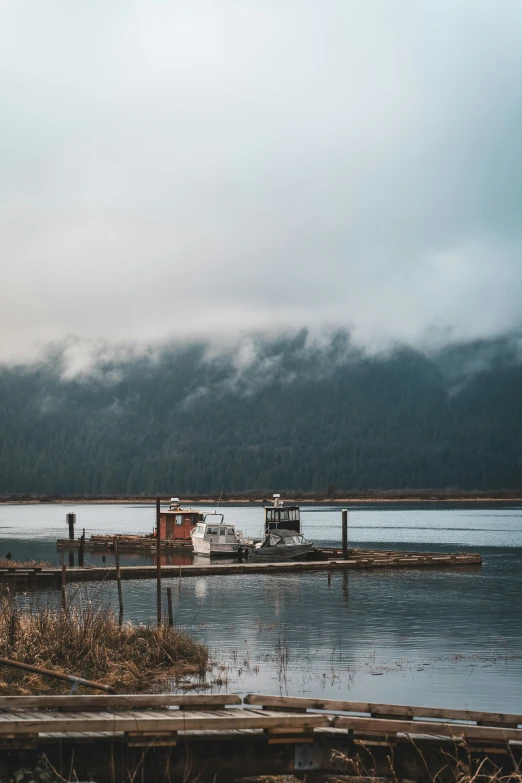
[1,503,522,712]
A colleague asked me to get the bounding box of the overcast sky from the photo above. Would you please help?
[1,0,522,363]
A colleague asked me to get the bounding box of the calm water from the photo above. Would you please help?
[1,502,521,712]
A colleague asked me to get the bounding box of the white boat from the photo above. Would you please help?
[190,513,243,556]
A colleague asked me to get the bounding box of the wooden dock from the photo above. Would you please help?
[56,536,193,553]
[0,549,481,588]
[0,692,519,781]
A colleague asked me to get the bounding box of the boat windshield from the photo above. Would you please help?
[264,532,306,546]
[283,534,305,544]
[203,513,224,525]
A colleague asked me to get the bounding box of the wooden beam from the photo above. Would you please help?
[0,708,331,736]
[332,715,522,742]
[244,694,522,727]
[0,694,242,711]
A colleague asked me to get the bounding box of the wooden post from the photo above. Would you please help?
[61,564,67,611]
[167,587,174,628]
[114,538,123,626]
[0,657,116,693]
[342,509,348,560]
[67,513,76,540]
[79,528,85,568]
[156,497,161,626]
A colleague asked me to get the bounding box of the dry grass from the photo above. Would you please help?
[328,736,522,783]
[0,591,208,694]
[0,558,50,569]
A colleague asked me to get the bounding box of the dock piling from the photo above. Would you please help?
[78,529,85,568]
[167,587,174,628]
[61,565,67,611]
[66,513,76,541]
[342,509,348,559]
[114,539,124,626]
[156,498,161,626]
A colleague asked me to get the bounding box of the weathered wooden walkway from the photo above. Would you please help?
[0,549,481,588]
[0,693,519,780]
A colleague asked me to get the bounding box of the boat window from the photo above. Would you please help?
[227,528,235,535]
[219,527,226,536]
[280,510,289,522]
[175,514,183,525]
[207,527,218,536]
[269,534,279,546]
[266,509,273,522]
[205,514,224,525]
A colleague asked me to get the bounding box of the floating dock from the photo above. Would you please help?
[56,535,193,552]
[0,548,481,588]
[0,692,518,781]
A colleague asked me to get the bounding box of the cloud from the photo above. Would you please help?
[1,0,522,362]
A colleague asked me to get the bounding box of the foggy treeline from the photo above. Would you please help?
[0,333,521,495]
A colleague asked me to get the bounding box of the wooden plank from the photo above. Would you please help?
[127,737,177,747]
[332,716,522,742]
[1,551,482,585]
[268,735,314,744]
[243,695,522,727]
[126,730,178,747]
[0,693,241,711]
[0,708,331,735]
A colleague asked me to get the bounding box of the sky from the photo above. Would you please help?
[1,0,522,364]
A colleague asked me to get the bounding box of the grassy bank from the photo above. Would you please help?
[2,489,522,504]
[0,558,50,569]
[0,592,208,694]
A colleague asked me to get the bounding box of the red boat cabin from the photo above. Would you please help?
[159,498,204,541]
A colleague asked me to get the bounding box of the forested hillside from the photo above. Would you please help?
[0,332,521,494]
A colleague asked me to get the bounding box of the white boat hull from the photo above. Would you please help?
[191,537,241,557]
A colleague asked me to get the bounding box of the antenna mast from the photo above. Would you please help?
[215,484,225,512]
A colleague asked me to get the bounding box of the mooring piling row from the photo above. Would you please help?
[0,549,481,589]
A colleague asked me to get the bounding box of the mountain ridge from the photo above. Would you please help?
[0,333,521,494]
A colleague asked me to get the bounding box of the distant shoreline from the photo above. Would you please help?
[1,492,522,505]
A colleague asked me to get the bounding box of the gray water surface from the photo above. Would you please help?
[1,502,521,712]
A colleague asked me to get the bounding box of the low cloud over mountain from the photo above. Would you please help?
[2,1,522,362]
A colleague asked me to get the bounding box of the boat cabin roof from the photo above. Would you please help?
[259,529,306,547]
[263,503,299,511]
[265,529,305,541]
[198,513,235,528]
[192,517,238,540]
[265,530,305,545]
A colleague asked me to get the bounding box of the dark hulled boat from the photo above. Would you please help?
[248,528,313,561]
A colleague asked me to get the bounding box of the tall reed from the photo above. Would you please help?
[0,589,208,694]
